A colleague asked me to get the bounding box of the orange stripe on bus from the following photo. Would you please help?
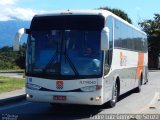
[120,51,123,60]
[136,52,144,79]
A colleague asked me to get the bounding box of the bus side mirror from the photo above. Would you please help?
[13,28,27,51]
[101,27,109,50]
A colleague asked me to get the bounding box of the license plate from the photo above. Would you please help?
[54,95,66,101]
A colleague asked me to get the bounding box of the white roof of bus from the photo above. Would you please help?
[35,9,146,35]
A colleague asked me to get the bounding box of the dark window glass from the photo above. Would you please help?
[114,20,122,48]
[30,15,105,31]
[26,30,103,79]
[114,18,147,52]
[104,16,113,75]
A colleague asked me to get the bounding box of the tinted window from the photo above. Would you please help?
[104,16,113,75]
[114,19,147,52]
[31,15,105,31]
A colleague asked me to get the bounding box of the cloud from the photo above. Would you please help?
[0,7,37,21]
[0,0,45,21]
[0,0,17,5]
[6,7,37,21]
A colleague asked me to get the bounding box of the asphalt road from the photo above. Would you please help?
[0,71,160,120]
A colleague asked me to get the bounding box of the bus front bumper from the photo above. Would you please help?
[26,89,104,105]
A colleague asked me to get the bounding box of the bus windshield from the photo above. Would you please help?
[26,30,103,79]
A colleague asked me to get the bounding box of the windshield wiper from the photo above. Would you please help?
[63,52,79,75]
[43,30,79,76]
[43,41,59,73]
[63,34,79,76]
[44,55,57,72]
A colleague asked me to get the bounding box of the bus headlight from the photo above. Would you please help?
[80,85,102,92]
[26,83,42,90]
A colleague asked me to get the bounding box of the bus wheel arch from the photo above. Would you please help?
[116,77,120,99]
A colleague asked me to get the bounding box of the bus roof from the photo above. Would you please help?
[33,9,146,35]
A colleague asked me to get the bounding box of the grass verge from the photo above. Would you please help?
[0,76,25,94]
[0,69,24,73]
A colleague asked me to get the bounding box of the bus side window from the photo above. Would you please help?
[104,51,109,75]
[104,16,113,75]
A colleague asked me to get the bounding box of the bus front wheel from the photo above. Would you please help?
[108,82,118,108]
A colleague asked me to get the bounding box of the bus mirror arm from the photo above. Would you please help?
[101,27,109,50]
[13,28,29,51]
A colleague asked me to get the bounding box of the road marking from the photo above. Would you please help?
[149,92,159,109]
[136,92,160,114]
[135,92,160,113]
[0,101,32,111]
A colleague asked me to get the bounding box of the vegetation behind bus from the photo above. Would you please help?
[139,13,160,69]
[99,7,132,24]
[0,43,26,70]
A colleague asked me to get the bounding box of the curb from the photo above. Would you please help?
[0,94,26,106]
[0,71,24,73]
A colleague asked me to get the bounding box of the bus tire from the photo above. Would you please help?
[135,74,142,93]
[108,81,118,108]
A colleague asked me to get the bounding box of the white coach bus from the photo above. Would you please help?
[14,10,148,107]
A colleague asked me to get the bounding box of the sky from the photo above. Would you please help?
[0,0,160,27]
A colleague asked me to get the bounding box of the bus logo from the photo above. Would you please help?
[56,81,64,89]
[120,52,127,66]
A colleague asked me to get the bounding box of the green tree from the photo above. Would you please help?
[139,14,160,69]
[15,43,26,69]
[99,7,132,24]
[0,46,17,69]
[0,44,26,70]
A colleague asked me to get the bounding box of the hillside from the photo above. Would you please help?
[0,20,30,48]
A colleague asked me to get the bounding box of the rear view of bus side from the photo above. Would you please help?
[14,10,148,107]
